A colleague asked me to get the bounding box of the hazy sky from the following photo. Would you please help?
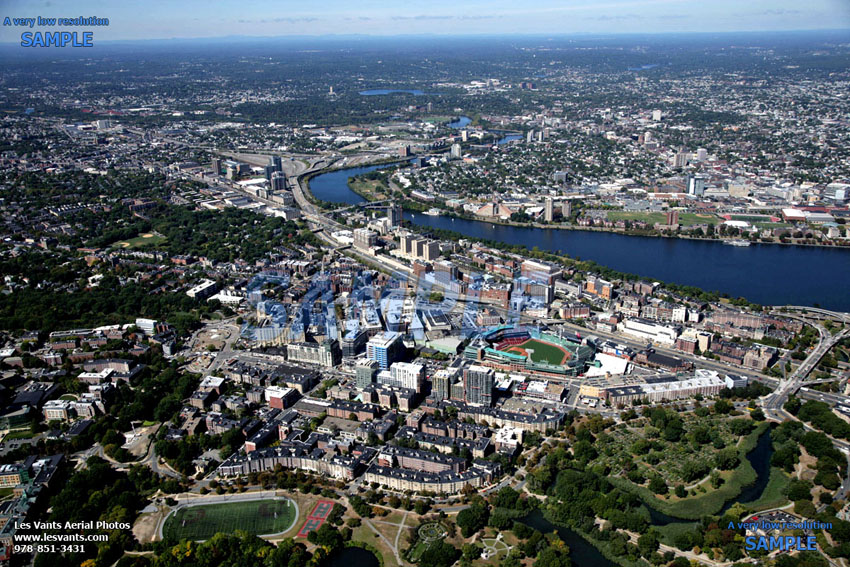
[1,0,849,41]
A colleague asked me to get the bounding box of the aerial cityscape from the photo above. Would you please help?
[0,2,849,567]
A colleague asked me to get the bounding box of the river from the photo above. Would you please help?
[409,214,850,310]
[449,115,522,144]
[307,164,850,311]
[447,116,471,128]
[520,509,617,567]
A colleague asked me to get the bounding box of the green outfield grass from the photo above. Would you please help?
[163,497,296,541]
[503,338,568,365]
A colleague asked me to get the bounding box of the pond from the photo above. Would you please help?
[323,546,380,567]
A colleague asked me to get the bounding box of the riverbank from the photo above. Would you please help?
[300,158,409,206]
[406,207,850,250]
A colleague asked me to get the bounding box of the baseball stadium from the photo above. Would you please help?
[463,325,595,378]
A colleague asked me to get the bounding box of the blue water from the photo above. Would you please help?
[496,134,522,145]
[520,510,616,567]
[309,163,397,205]
[409,214,850,310]
[448,116,471,128]
[359,89,428,96]
[308,167,850,310]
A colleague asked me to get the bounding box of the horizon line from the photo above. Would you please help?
[1,27,850,47]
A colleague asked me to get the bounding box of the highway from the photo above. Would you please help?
[763,326,850,413]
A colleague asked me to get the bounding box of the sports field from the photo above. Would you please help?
[163,497,296,541]
[501,338,568,365]
[114,233,167,249]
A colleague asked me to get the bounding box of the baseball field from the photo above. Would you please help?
[501,338,569,365]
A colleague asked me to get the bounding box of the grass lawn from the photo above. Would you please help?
[352,524,398,567]
[142,420,157,427]
[348,178,388,201]
[0,488,14,500]
[163,497,296,541]
[655,519,700,546]
[3,429,34,441]
[408,539,431,563]
[59,394,78,401]
[678,213,721,226]
[114,233,167,250]
[745,467,791,512]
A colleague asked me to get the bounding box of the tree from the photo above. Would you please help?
[714,448,740,470]
[419,540,461,567]
[649,476,668,495]
[457,504,490,537]
[638,532,660,558]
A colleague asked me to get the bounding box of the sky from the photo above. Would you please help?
[1,0,849,42]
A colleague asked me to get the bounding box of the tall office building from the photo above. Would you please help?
[271,171,287,193]
[521,259,561,285]
[286,339,341,368]
[387,204,402,227]
[385,362,425,392]
[450,143,462,159]
[366,332,404,369]
[463,365,495,407]
[211,158,222,175]
[431,369,453,401]
[353,228,377,250]
[688,175,706,196]
[544,198,554,223]
[270,155,283,171]
[460,130,468,142]
[355,359,379,389]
